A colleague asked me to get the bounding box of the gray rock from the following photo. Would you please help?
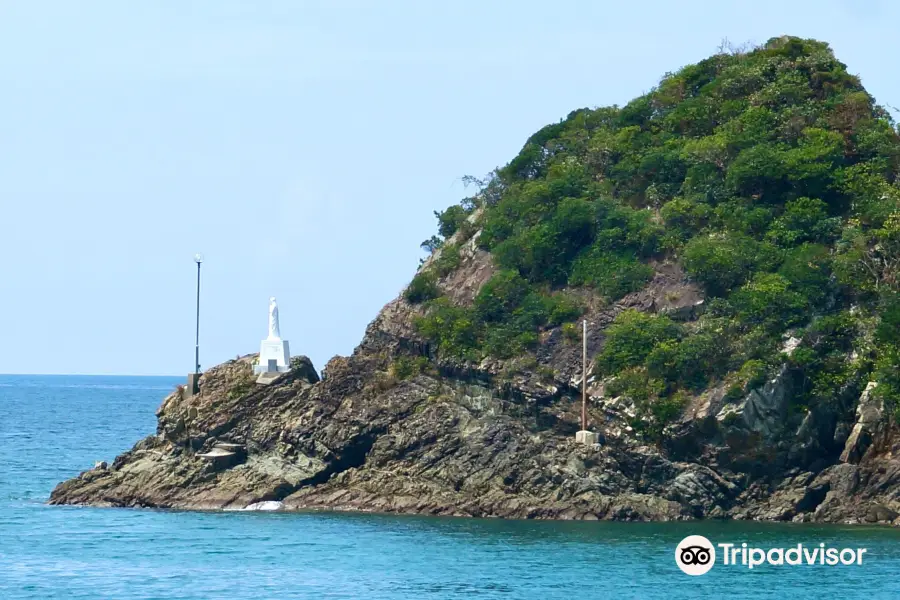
[716,366,791,439]
[865,504,898,523]
[840,382,882,464]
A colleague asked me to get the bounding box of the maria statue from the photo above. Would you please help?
[254,296,291,375]
[267,297,282,340]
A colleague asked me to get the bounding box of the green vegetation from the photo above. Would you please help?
[561,322,581,343]
[414,272,584,359]
[569,249,654,299]
[227,378,255,400]
[606,368,689,441]
[875,295,900,421]
[389,356,432,380]
[432,243,461,277]
[412,36,900,434]
[596,309,729,394]
[596,311,681,375]
[404,271,439,304]
[436,205,469,238]
[682,234,780,296]
[405,243,461,304]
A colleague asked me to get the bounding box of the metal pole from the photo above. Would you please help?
[582,319,587,431]
[194,260,201,374]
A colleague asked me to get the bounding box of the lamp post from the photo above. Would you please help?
[194,253,203,374]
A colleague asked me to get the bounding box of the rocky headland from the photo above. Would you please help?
[50,239,900,524]
[51,36,900,524]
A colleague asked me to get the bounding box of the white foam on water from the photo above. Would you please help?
[228,501,284,512]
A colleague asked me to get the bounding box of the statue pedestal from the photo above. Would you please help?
[254,339,291,374]
[575,430,599,445]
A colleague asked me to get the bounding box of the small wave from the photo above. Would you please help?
[224,501,284,512]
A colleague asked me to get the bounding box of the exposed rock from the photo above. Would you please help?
[665,465,739,517]
[865,504,898,523]
[781,336,802,356]
[716,366,792,438]
[840,382,882,464]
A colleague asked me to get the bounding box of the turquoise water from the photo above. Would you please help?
[2,375,900,598]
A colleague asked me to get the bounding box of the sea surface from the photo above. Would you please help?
[2,374,900,599]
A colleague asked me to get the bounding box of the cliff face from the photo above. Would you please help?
[51,36,900,523]
[49,240,900,524]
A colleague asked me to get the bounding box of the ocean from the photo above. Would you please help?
[2,374,899,599]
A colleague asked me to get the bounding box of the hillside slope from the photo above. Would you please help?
[52,37,900,524]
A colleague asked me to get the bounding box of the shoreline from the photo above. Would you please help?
[46,497,900,529]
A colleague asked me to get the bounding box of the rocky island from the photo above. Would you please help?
[52,36,900,524]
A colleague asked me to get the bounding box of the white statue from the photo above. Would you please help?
[255,296,291,375]
[267,297,281,341]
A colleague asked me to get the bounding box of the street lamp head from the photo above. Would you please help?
[194,253,204,264]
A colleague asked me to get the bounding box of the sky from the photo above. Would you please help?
[0,0,897,376]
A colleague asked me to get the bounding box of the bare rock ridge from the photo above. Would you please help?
[49,250,900,524]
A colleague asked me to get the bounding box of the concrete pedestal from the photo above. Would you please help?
[576,430,599,445]
[254,339,291,374]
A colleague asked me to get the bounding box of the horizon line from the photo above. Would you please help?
[0,372,183,378]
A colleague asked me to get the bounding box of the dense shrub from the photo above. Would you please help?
[660,197,711,241]
[876,296,900,345]
[436,205,469,238]
[735,359,769,391]
[569,249,654,299]
[474,271,531,322]
[546,293,584,325]
[491,197,595,284]
[777,243,832,307]
[646,331,730,391]
[711,199,774,237]
[765,197,840,246]
[788,311,864,410]
[683,234,781,296]
[415,273,583,361]
[414,298,480,359]
[728,273,808,329]
[404,272,440,304]
[390,356,431,380]
[596,311,682,375]
[482,324,539,358]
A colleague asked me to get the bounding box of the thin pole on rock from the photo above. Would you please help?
[582,319,587,431]
[194,254,203,374]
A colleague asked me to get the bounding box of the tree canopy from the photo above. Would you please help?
[409,36,900,432]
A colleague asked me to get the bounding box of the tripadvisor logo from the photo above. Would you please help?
[675,535,868,575]
[675,535,716,576]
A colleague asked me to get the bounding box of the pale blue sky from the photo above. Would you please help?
[0,1,895,375]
